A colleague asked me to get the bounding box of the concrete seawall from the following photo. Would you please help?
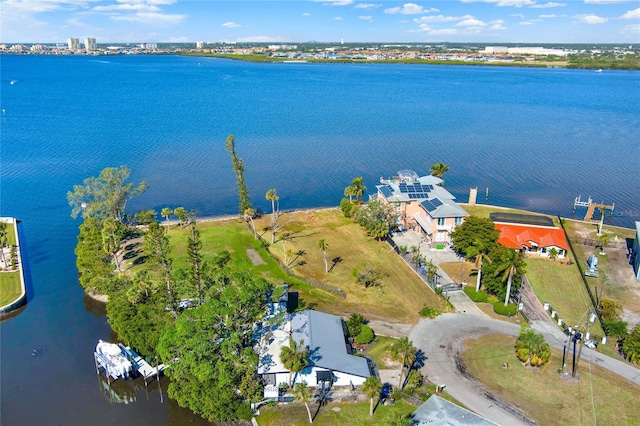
[0,217,27,314]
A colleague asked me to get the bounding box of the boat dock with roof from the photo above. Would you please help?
[94,340,166,385]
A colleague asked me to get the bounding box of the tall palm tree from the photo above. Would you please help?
[244,208,257,239]
[161,207,173,226]
[429,162,450,178]
[279,338,309,387]
[266,188,279,243]
[293,382,314,424]
[360,376,382,416]
[493,249,525,306]
[466,239,493,292]
[350,177,366,202]
[390,337,417,389]
[318,239,329,273]
[599,233,610,255]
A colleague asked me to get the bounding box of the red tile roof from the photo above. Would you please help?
[495,223,569,251]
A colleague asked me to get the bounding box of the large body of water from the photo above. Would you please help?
[1,54,638,425]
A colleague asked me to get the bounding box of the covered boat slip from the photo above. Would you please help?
[94,340,165,385]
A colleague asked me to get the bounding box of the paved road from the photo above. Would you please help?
[409,313,640,426]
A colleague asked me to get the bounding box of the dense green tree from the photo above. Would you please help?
[344,177,366,202]
[355,324,375,345]
[429,162,450,179]
[346,313,365,338]
[67,165,148,223]
[340,198,358,218]
[187,219,205,305]
[390,337,417,389]
[102,217,126,273]
[515,329,550,366]
[621,324,640,365]
[450,216,499,258]
[360,376,382,416]
[354,199,396,240]
[603,319,628,339]
[225,135,252,215]
[134,209,157,225]
[280,338,309,387]
[75,217,116,295]
[293,382,314,424]
[157,270,271,422]
[173,207,189,227]
[144,221,176,311]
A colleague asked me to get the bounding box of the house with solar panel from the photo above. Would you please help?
[255,309,371,399]
[376,170,469,246]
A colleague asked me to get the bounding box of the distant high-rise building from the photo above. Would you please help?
[85,37,97,52]
[196,41,204,49]
[68,37,80,50]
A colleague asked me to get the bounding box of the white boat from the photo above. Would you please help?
[9,80,16,85]
[595,69,603,73]
[95,340,133,380]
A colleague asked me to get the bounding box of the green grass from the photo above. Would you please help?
[0,271,23,306]
[257,398,416,425]
[365,336,399,369]
[526,258,604,336]
[462,334,640,426]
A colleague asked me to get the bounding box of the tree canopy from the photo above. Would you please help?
[429,162,450,178]
[450,216,499,258]
[67,165,148,223]
[481,246,525,301]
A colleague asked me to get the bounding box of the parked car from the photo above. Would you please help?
[381,383,392,399]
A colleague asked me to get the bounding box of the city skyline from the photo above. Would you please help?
[1,0,639,44]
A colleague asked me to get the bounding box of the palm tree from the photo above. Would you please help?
[390,337,417,389]
[493,249,525,306]
[599,233,610,255]
[318,239,329,273]
[244,208,257,239]
[0,222,8,265]
[429,162,450,178]
[161,207,173,227]
[350,177,366,202]
[424,260,438,286]
[360,376,382,416]
[279,338,309,387]
[597,205,606,235]
[266,188,279,243]
[548,247,559,261]
[293,382,314,424]
[466,239,492,292]
[174,206,188,227]
[515,329,550,366]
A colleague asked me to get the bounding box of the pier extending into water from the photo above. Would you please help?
[94,341,166,386]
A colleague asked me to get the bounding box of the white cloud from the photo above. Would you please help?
[511,13,525,18]
[620,8,640,19]
[333,16,344,20]
[585,0,635,3]
[359,15,373,21]
[460,0,535,6]
[428,28,460,35]
[490,19,506,29]
[110,11,185,24]
[621,23,640,35]
[92,3,161,12]
[222,21,240,28]
[456,18,487,26]
[413,14,473,23]
[354,3,380,9]
[317,0,354,5]
[530,2,566,8]
[519,20,534,25]
[302,12,311,16]
[384,3,438,15]
[575,14,609,24]
[539,13,565,18]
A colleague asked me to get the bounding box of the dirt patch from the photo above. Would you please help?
[246,248,266,266]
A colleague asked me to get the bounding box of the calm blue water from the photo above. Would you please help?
[1,54,638,425]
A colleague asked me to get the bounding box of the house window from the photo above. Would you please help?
[436,232,446,242]
[454,217,463,226]
[437,218,445,226]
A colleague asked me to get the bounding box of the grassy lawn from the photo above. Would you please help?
[459,204,560,224]
[123,209,445,323]
[462,334,640,426]
[0,271,22,306]
[526,258,604,336]
[257,398,416,425]
[252,209,446,323]
[365,336,399,369]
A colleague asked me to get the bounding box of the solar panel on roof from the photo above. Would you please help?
[400,187,408,193]
[379,186,393,198]
[431,198,443,207]
[407,186,416,192]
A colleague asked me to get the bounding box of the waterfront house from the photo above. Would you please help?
[375,169,468,246]
[255,309,371,398]
[494,223,569,258]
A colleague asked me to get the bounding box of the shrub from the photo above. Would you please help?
[493,302,518,316]
[464,286,489,303]
[419,305,440,318]
[355,324,375,344]
[347,313,365,337]
[340,198,358,218]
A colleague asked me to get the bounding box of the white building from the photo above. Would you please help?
[85,37,97,52]
[68,37,80,50]
[196,41,204,49]
[256,309,371,398]
[482,46,508,54]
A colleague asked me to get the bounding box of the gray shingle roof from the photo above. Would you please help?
[412,395,498,426]
[291,310,370,378]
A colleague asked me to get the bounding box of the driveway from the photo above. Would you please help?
[409,313,640,426]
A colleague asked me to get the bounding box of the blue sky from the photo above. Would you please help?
[1,0,639,44]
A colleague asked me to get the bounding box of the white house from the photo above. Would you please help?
[255,309,371,398]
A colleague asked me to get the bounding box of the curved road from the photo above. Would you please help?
[409,313,640,426]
